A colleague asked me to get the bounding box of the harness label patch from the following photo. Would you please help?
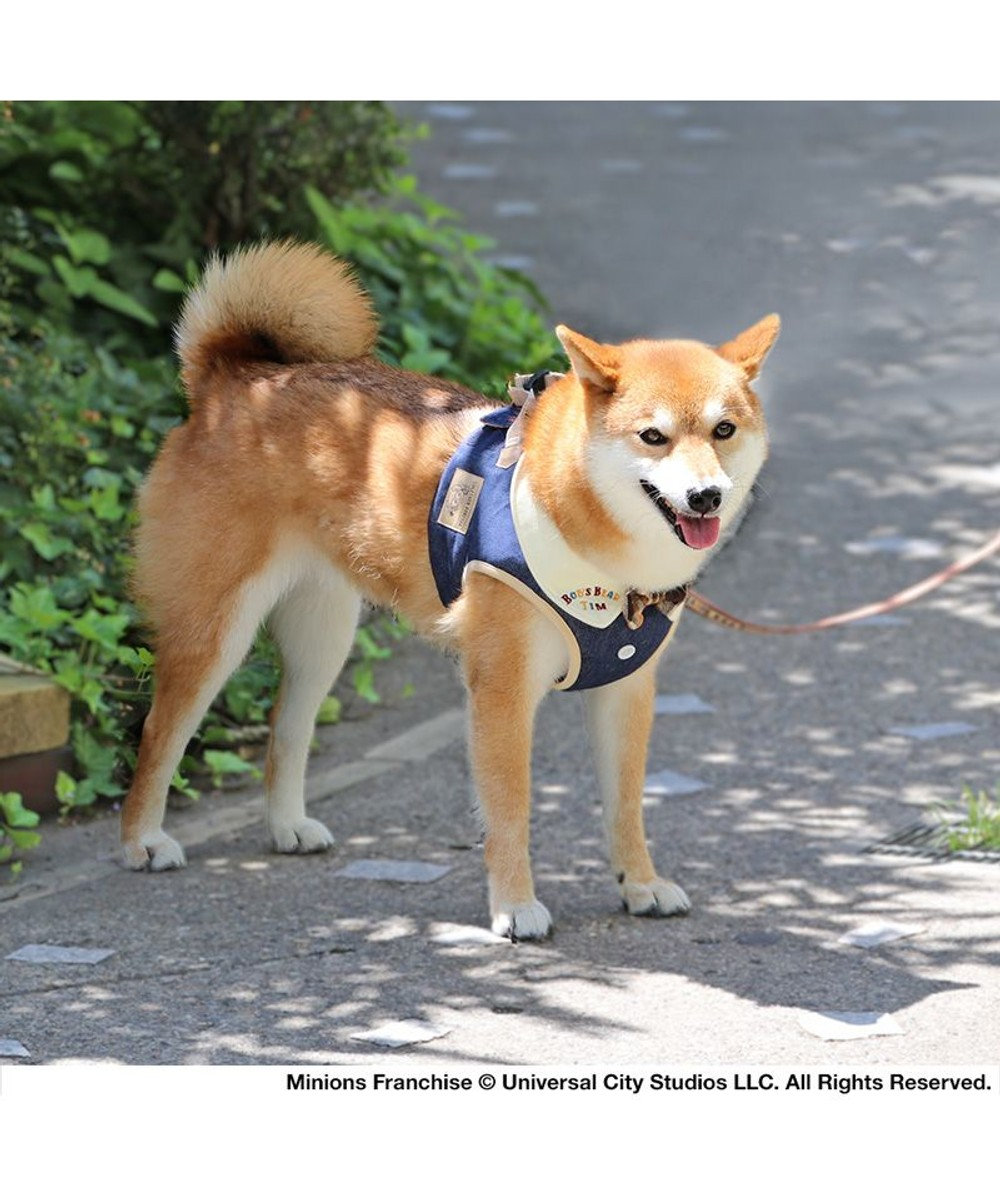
[437,469,484,535]
[558,584,624,616]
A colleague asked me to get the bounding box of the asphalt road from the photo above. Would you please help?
[2,102,998,1066]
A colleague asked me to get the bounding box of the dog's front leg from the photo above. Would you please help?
[584,661,690,918]
[458,574,565,940]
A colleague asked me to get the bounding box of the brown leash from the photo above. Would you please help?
[683,527,1000,634]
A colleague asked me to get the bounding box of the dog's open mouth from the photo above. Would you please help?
[640,480,721,550]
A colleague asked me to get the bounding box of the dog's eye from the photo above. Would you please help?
[638,428,669,446]
[713,421,736,440]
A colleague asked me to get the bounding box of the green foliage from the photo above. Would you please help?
[0,102,558,872]
[308,177,561,397]
[0,311,178,824]
[1,101,407,353]
[933,785,1000,852]
[315,696,343,725]
[202,750,263,790]
[0,791,41,876]
[348,616,413,708]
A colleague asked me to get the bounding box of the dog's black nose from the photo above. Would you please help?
[686,486,722,514]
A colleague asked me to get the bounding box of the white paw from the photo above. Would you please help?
[269,816,335,855]
[491,900,553,942]
[122,833,187,872]
[622,877,690,917]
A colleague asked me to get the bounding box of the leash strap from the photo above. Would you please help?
[686,528,1000,634]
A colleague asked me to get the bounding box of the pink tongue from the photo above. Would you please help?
[677,515,721,550]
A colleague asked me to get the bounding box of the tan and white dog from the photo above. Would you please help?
[121,240,778,940]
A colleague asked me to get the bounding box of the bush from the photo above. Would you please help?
[1,102,407,347]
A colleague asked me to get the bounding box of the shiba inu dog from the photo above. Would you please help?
[121,240,778,940]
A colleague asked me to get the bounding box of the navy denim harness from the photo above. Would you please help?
[428,405,679,691]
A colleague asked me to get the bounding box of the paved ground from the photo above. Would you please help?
[2,102,998,1066]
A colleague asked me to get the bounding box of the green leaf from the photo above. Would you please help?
[71,727,120,793]
[110,414,136,438]
[49,255,158,325]
[19,522,75,561]
[86,278,158,327]
[354,626,392,660]
[316,695,342,725]
[152,268,187,293]
[170,768,200,801]
[55,771,77,807]
[67,778,100,808]
[88,483,125,522]
[71,608,130,650]
[77,676,105,714]
[6,828,42,850]
[53,661,83,693]
[400,349,453,374]
[62,228,112,266]
[401,323,430,353]
[9,584,68,632]
[49,160,85,183]
[52,255,98,298]
[305,185,348,251]
[5,247,51,276]
[352,661,380,705]
[202,749,263,788]
[1,792,40,828]
[31,484,57,512]
[116,645,154,675]
[82,466,121,490]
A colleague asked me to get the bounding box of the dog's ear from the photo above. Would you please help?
[715,314,781,380]
[556,325,620,394]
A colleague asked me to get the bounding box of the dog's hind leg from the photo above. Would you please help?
[584,656,690,918]
[264,564,361,854]
[121,563,286,871]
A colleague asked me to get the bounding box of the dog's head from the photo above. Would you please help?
[540,317,779,591]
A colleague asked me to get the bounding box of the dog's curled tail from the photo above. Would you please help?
[174,239,378,400]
